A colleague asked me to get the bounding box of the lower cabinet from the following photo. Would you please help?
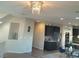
[44,41,58,51]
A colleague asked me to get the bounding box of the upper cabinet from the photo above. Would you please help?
[45,25,60,36]
[45,25,60,41]
[73,27,79,44]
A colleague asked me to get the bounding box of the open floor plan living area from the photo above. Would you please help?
[0,1,79,58]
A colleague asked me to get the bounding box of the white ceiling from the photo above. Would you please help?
[0,1,79,26]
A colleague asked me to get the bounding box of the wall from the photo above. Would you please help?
[0,41,5,57]
[60,26,73,49]
[33,22,45,50]
[0,15,34,53]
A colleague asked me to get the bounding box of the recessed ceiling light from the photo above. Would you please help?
[68,22,71,25]
[60,17,64,20]
[36,20,40,22]
[0,22,3,24]
[65,26,68,27]
[0,17,3,18]
[74,24,78,26]
[46,24,51,26]
[75,17,79,19]
[49,24,51,26]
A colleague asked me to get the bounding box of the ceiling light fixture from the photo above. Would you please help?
[0,22,2,24]
[31,1,43,14]
[75,17,79,19]
[36,20,40,22]
[68,22,71,25]
[60,17,64,20]
[77,35,79,38]
[65,26,68,28]
[74,24,78,26]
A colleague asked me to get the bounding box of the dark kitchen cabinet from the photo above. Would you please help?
[44,25,60,51]
[44,41,58,51]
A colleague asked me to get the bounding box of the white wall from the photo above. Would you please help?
[0,41,5,57]
[33,22,45,50]
[60,26,73,49]
[0,15,34,53]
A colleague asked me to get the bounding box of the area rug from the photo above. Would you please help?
[41,52,66,58]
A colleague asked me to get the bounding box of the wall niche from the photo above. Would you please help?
[8,23,20,40]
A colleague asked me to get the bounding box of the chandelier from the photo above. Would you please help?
[31,1,43,14]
